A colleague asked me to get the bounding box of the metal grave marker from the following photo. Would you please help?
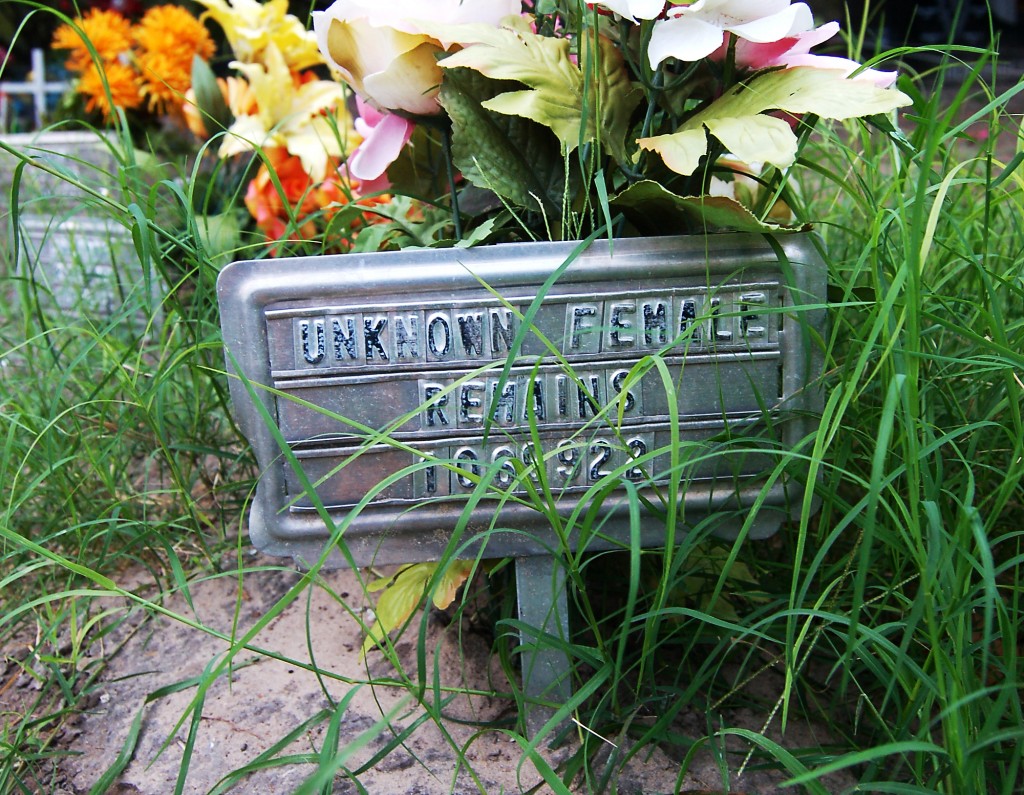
[218,233,826,732]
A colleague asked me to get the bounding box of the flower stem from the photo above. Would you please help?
[440,124,462,240]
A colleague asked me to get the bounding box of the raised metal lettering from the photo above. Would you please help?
[679,299,700,343]
[394,315,420,358]
[521,442,541,481]
[490,309,515,353]
[492,447,518,489]
[710,298,732,342]
[740,293,767,338]
[556,443,580,482]
[626,437,648,481]
[643,300,668,346]
[455,446,481,489]
[491,380,517,425]
[458,313,484,357]
[611,369,636,413]
[427,313,451,358]
[300,318,325,364]
[569,305,598,350]
[423,457,438,494]
[460,381,485,424]
[423,383,450,427]
[608,303,635,348]
[332,317,358,360]
[527,378,545,421]
[364,317,389,360]
[577,374,602,418]
[589,440,612,481]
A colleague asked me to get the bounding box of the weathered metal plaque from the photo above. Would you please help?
[218,234,825,568]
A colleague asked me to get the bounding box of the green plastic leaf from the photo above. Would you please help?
[361,561,475,656]
[640,66,912,175]
[864,112,916,156]
[439,67,567,215]
[190,55,233,135]
[362,563,434,656]
[611,180,807,234]
[438,25,639,159]
[704,114,799,171]
[582,32,643,165]
[196,211,241,268]
[753,67,914,119]
[441,26,582,145]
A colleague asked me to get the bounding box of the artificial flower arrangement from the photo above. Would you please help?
[185,0,383,251]
[52,5,215,126]
[50,0,394,254]
[308,0,912,242]
[50,0,912,258]
[297,0,912,648]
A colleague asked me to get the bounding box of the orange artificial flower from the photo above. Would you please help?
[183,75,258,138]
[244,148,389,251]
[135,50,194,112]
[133,5,216,62]
[77,61,144,120]
[52,8,133,72]
[134,5,215,113]
[245,148,339,240]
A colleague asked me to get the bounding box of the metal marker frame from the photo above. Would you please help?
[218,233,826,733]
[219,233,825,567]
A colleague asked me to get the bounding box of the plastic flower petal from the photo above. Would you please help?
[648,0,814,66]
[734,21,897,86]
[348,101,413,184]
[220,43,353,178]
[134,5,216,113]
[51,9,133,72]
[317,0,522,42]
[313,0,519,116]
[77,61,144,119]
[194,0,323,70]
[732,19,839,68]
[587,0,665,21]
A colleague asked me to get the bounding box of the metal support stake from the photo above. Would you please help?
[515,555,573,739]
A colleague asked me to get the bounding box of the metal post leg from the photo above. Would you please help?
[515,555,573,738]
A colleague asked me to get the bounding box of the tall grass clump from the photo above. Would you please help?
[0,106,255,788]
[753,49,1024,790]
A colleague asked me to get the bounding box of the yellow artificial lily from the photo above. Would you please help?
[194,0,323,71]
[220,43,355,179]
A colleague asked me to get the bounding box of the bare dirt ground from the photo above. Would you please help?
[3,552,859,795]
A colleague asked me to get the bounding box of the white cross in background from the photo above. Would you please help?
[0,49,69,131]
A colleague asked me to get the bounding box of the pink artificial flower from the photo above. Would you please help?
[648,0,814,66]
[731,21,898,87]
[344,96,413,189]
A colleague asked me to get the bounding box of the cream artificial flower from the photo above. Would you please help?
[220,43,353,179]
[588,0,665,21]
[313,0,520,116]
[194,0,323,70]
